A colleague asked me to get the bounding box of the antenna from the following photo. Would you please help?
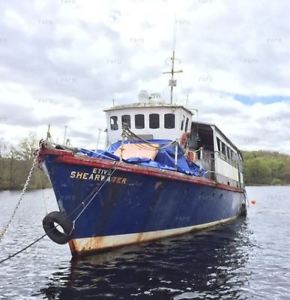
[96,128,102,149]
[63,125,68,145]
[46,124,51,140]
[163,19,183,104]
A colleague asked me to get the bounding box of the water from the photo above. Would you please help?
[0,187,289,299]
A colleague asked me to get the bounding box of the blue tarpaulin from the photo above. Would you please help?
[78,140,205,177]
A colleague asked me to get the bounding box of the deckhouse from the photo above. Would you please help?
[190,122,244,188]
[104,100,192,145]
[104,97,244,189]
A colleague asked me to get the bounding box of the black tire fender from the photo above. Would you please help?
[42,211,73,244]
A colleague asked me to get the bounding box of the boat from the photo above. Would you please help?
[39,52,247,256]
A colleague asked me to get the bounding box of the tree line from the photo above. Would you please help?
[243,150,290,185]
[0,134,51,190]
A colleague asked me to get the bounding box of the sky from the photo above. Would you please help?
[1,0,290,153]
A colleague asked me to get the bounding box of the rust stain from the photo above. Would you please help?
[70,236,104,256]
[136,232,144,243]
[68,240,77,254]
[82,236,104,252]
[154,181,163,190]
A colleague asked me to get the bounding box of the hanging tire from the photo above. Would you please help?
[42,211,73,244]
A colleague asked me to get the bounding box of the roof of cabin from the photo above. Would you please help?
[104,102,193,115]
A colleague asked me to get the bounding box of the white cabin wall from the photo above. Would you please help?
[213,128,242,186]
[240,172,244,185]
[106,106,192,144]
[215,158,239,182]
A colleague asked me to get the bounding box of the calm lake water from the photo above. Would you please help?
[0,186,289,299]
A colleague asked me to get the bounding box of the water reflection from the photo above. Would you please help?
[40,218,253,299]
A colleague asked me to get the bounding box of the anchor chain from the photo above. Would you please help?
[0,142,43,241]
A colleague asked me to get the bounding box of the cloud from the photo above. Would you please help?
[0,0,289,153]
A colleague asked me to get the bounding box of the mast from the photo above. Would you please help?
[163,51,183,104]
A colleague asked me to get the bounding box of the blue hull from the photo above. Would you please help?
[41,150,245,255]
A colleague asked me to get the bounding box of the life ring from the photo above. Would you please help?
[42,211,73,244]
[180,132,188,148]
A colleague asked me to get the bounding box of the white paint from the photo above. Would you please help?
[105,103,193,145]
[213,127,243,185]
[70,215,238,254]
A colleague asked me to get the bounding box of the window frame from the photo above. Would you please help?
[164,113,175,129]
[149,113,160,129]
[110,116,118,131]
[221,142,226,156]
[217,138,221,152]
[121,114,131,128]
[135,114,145,129]
[185,117,189,132]
[181,115,185,130]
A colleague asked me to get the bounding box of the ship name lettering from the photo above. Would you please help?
[92,168,113,175]
[69,171,127,185]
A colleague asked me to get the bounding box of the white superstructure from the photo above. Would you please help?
[190,122,244,188]
[104,101,244,189]
[104,102,192,145]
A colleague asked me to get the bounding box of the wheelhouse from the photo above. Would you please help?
[104,102,193,145]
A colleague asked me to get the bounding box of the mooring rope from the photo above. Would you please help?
[0,142,43,242]
[0,234,47,265]
[71,165,119,227]
[0,161,119,264]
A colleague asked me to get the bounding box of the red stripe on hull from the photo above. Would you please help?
[39,148,244,193]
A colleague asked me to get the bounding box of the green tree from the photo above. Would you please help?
[16,132,38,161]
[244,158,272,185]
[0,133,50,190]
[243,150,290,185]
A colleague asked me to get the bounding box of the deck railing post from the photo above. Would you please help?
[174,140,178,168]
[200,146,204,160]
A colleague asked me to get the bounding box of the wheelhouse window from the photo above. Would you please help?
[149,114,160,129]
[110,116,118,131]
[181,115,185,130]
[185,117,189,132]
[164,113,175,129]
[121,115,131,128]
[135,114,145,129]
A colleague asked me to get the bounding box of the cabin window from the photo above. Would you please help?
[227,147,232,159]
[110,116,118,131]
[217,138,221,152]
[149,114,160,129]
[181,115,185,130]
[135,114,145,129]
[221,142,226,156]
[164,113,175,129]
[121,115,131,128]
[185,117,189,132]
